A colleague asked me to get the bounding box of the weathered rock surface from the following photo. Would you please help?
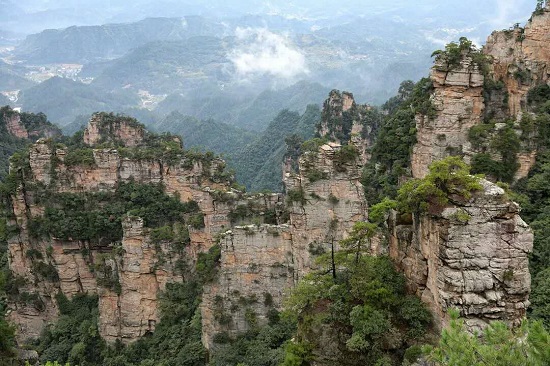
[4,112,29,139]
[284,142,368,280]
[83,113,146,147]
[318,90,379,164]
[484,5,550,118]
[389,179,533,331]
[201,225,294,348]
[411,57,485,178]
[6,117,232,343]
[99,217,183,344]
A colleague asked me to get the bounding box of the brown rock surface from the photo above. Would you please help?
[411,57,485,178]
[389,179,533,331]
[484,6,550,117]
[201,225,294,348]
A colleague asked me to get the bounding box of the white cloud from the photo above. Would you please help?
[229,27,308,80]
[492,0,524,28]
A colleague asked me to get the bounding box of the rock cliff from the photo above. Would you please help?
[4,20,543,352]
[411,56,484,178]
[389,180,532,331]
[411,7,550,181]
[200,139,368,348]
[484,4,550,118]
[6,113,233,343]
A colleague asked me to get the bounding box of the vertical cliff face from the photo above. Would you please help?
[200,141,368,348]
[99,217,184,343]
[5,115,234,343]
[318,90,379,165]
[389,180,533,331]
[411,7,550,182]
[484,5,550,118]
[201,225,294,349]
[283,142,368,280]
[83,113,147,147]
[4,113,29,139]
[411,56,485,179]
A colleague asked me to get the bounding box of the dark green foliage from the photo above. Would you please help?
[232,106,321,192]
[305,169,328,182]
[333,145,359,172]
[210,315,297,366]
[37,282,208,366]
[286,188,307,206]
[38,293,104,365]
[527,84,550,106]
[0,106,60,181]
[286,254,432,366]
[35,182,200,244]
[64,148,96,167]
[531,268,550,328]
[423,310,550,365]
[0,224,15,362]
[155,112,256,157]
[397,157,482,214]
[468,119,524,183]
[431,37,489,74]
[196,245,221,284]
[362,78,434,203]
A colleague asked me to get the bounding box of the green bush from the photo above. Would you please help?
[333,145,359,172]
[286,188,307,205]
[196,245,221,284]
[64,148,95,167]
[286,253,431,366]
[397,157,482,213]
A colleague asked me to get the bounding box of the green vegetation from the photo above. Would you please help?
[423,310,550,366]
[362,79,435,203]
[210,314,296,366]
[285,253,432,366]
[233,106,321,192]
[0,106,61,181]
[33,182,200,244]
[469,121,521,183]
[397,157,482,214]
[431,37,490,74]
[34,281,208,366]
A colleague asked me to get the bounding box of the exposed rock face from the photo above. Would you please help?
[284,142,368,280]
[389,180,533,331]
[4,112,29,139]
[201,225,294,348]
[99,217,183,343]
[200,142,368,348]
[6,117,232,343]
[83,113,146,147]
[318,90,379,164]
[411,57,485,178]
[484,5,550,118]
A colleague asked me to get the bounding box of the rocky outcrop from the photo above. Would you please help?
[99,217,184,344]
[318,90,379,164]
[200,142,368,348]
[83,113,146,147]
[201,225,294,348]
[411,56,485,178]
[389,180,532,331]
[4,112,29,139]
[6,117,233,343]
[484,4,550,118]
[283,141,368,280]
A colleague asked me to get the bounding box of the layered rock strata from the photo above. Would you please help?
[411,56,484,178]
[389,180,533,331]
[6,115,233,343]
[484,4,550,118]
